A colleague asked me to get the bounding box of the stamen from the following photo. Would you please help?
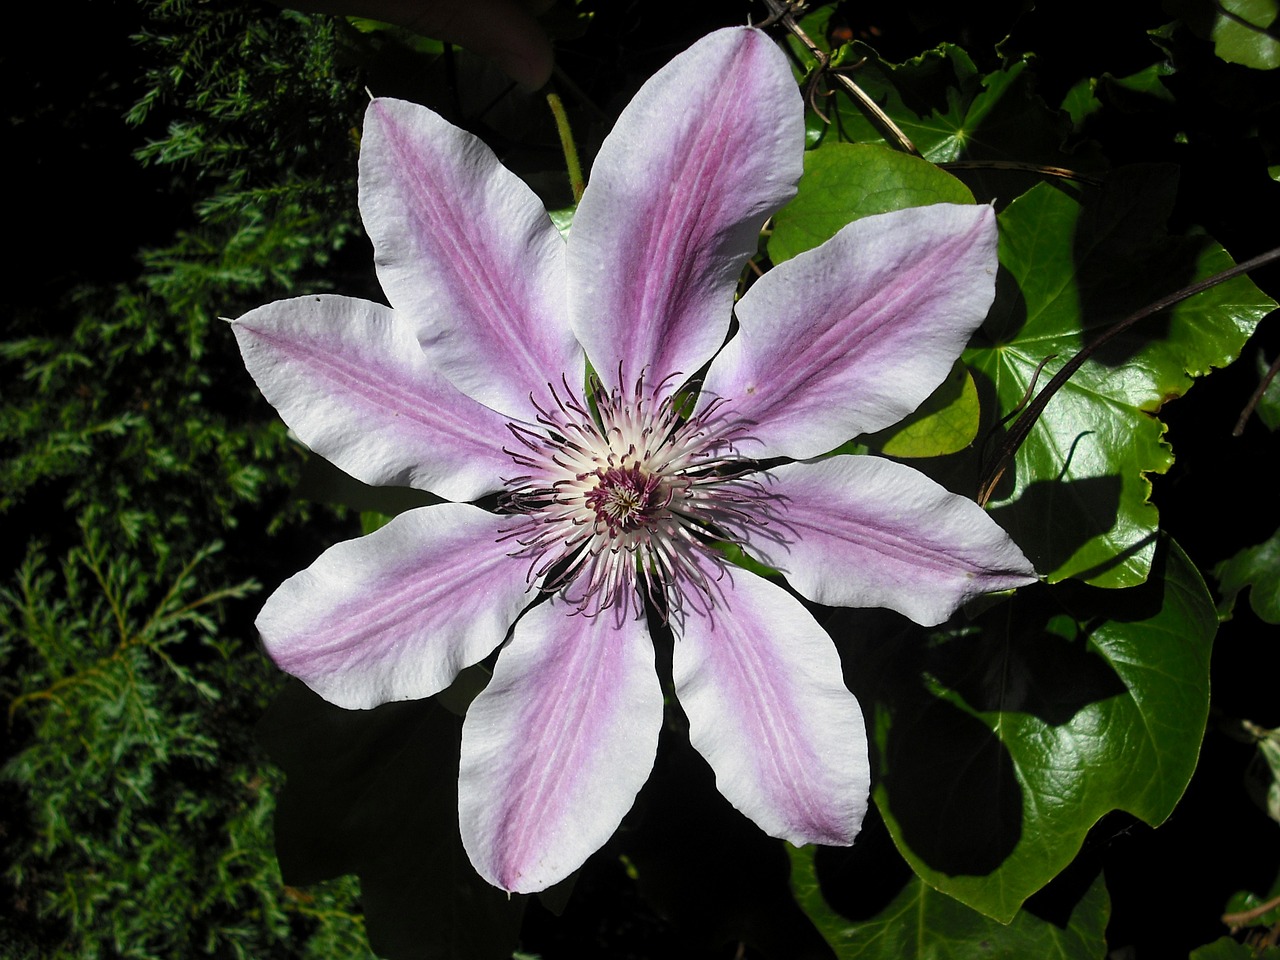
[498,374,766,618]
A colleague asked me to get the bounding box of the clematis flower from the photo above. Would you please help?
[232,27,1037,894]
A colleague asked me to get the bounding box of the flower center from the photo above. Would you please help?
[586,464,662,533]
[499,376,763,618]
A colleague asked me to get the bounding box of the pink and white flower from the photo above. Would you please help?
[232,27,1036,894]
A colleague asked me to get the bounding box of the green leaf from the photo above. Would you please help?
[1191,938,1280,960]
[296,451,440,515]
[861,360,981,458]
[967,166,1274,586]
[1215,527,1280,623]
[1223,868,1280,927]
[346,17,447,55]
[1061,63,1176,130]
[549,205,575,239]
[1197,872,1280,959]
[1244,725,1280,823]
[768,142,974,263]
[802,42,1105,201]
[788,845,1109,959]
[823,45,1010,161]
[860,535,1214,921]
[716,539,783,579]
[1253,351,1280,430]
[1172,0,1280,70]
[360,510,393,534]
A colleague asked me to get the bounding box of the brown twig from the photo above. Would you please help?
[977,246,1280,506]
[759,0,921,156]
[1233,335,1280,436]
[1223,894,1280,930]
[941,160,1104,186]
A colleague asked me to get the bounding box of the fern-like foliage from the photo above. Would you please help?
[0,513,372,957]
[2,0,376,954]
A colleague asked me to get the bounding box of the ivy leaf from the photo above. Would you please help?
[968,166,1274,586]
[861,360,981,458]
[824,45,1052,162]
[787,845,1109,959]
[1223,869,1280,928]
[769,142,974,263]
[1244,726,1280,823]
[837,535,1215,922]
[1169,0,1280,70]
[1253,351,1280,430]
[796,40,1106,203]
[1191,938,1280,960]
[258,682,526,960]
[1207,871,1280,959]
[1215,526,1280,623]
[1061,62,1176,130]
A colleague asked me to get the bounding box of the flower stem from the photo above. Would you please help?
[547,92,585,204]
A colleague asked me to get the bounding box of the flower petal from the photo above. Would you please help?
[671,561,868,847]
[745,456,1038,626]
[703,204,998,460]
[232,295,515,503]
[360,97,581,418]
[459,596,662,893]
[568,27,803,394]
[257,503,534,709]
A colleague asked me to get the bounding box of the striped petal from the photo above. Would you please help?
[361,97,581,419]
[672,561,868,847]
[746,456,1038,626]
[459,596,662,893]
[703,204,998,460]
[568,27,803,395]
[257,503,534,709]
[232,295,513,503]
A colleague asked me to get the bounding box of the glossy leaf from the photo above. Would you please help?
[1171,0,1280,70]
[768,142,974,264]
[788,845,1109,959]
[850,536,1215,921]
[1215,526,1280,623]
[968,167,1275,586]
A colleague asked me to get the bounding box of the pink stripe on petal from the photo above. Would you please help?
[568,28,804,394]
[257,503,534,709]
[459,596,662,893]
[361,98,580,419]
[703,204,998,460]
[747,457,1038,626]
[672,561,868,847]
[232,296,512,503]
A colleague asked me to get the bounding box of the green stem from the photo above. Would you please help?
[547,92,585,204]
